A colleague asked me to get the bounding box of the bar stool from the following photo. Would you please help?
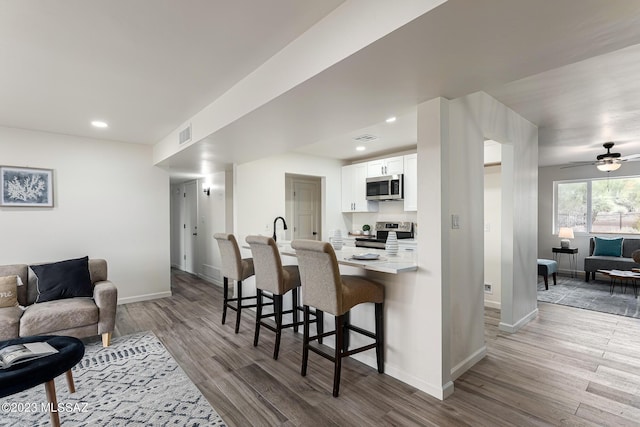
[214,233,262,333]
[291,239,384,397]
[246,235,304,359]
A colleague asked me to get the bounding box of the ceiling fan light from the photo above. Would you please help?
[596,160,622,172]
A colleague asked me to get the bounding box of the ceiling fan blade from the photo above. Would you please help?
[620,153,640,161]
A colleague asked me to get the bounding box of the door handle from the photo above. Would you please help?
[192,233,198,236]
[312,232,317,235]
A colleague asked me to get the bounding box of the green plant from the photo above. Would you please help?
[362,224,370,232]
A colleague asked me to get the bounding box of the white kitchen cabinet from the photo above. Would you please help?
[403,153,417,211]
[367,156,404,177]
[342,163,379,212]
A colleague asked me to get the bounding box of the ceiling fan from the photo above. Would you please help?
[563,142,640,171]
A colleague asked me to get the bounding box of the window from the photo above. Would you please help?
[556,181,587,232]
[555,176,640,234]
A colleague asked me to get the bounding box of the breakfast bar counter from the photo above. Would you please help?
[268,243,417,274]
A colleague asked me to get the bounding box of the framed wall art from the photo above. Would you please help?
[0,166,54,207]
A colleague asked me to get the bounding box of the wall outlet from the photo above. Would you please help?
[484,283,492,293]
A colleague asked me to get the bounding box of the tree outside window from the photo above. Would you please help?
[556,181,587,232]
[591,178,640,233]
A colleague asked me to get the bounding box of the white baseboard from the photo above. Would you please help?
[499,307,538,333]
[345,351,454,400]
[201,264,222,286]
[118,291,172,305]
[484,300,501,309]
[556,268,584,278]
[450,345,487,380]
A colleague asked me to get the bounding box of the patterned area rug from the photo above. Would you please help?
[0,331,226,426]
[538,275,640,319]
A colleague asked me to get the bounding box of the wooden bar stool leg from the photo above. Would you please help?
[254,289,263,347]
[235,280,242,333]
[222,277,229,325]
[333,314,344,397]
[375,302,385,373]
[292,288,299,333]
[44,379,60,427]
[65,369,76,393]
[273,294,283,360]
[301,305,310,376]
[316,310,324,344]
[342,311,350,352]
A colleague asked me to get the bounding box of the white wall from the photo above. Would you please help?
[456,92,538,335]
[0,126,171,303]
[484,165,502,308]
[170,184,185,269]
[538,162,640,275]
[444,91,538,381]
[197,172,227,283]
[415,97,453,398]
[447,96,486,379]
[170,172,228,284]
[235,152,346,244]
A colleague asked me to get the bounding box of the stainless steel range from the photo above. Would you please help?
[355,221,414,249]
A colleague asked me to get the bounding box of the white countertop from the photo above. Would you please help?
[274,243,417,274]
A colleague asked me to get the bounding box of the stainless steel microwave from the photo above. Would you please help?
[366,174,404,201]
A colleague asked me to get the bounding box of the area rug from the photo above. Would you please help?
[538,275,640,319]
[0,331,226,426]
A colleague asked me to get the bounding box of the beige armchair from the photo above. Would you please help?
[0,259,117,347]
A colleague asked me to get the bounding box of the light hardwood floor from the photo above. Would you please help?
[112,270,640,426]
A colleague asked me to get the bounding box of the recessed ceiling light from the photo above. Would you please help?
[91,120,108,128]
[356,146,366,151]
[385,116,397,123]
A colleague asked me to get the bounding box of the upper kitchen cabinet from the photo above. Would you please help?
[403,153,417,211]
[342,163,379,213]
[367,156,404,177]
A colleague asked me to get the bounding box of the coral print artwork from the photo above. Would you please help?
[0,166,53,207]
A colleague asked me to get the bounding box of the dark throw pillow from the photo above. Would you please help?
[31,256,93,303]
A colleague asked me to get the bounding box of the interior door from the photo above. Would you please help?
[293,179,320,240]
[184,181,198,274]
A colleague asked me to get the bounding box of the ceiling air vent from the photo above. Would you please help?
[353,134,378,142]
[178,124,192,145]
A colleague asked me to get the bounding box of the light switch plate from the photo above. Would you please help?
[451,214,460,229]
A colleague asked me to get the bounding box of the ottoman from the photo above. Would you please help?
[538,259,558,290]
[0,335,85,426]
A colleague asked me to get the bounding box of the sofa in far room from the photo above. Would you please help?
[0,257,117,346]
[584,237,640,282]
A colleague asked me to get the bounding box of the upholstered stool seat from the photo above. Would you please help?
[538,259,558,290]
[0,335,85,426]
[246,235,304,359]
[214,233,261,333]
[292,239,384,397]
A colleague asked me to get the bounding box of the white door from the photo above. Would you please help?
[170,185,185,269]
[293,179,320,240]
[184,181,198,274]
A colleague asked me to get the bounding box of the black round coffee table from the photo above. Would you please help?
[0,335,85,426]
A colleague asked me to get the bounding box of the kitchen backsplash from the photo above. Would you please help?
[344,201,417,236]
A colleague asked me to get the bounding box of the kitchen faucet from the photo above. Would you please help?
[273,216,288,242]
